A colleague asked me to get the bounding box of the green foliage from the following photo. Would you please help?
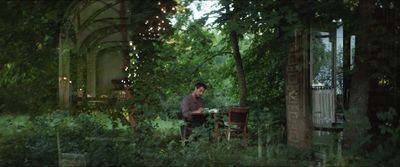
[1,0,397,166]
[0,0,71,113]
[2,109,395,166]
[337,108,400,167]
[0,112,133,166]
[153,16,238,117]
[152,1,291,157]
[367,108,400,166]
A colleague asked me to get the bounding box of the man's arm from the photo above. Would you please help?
[181,97,192,120]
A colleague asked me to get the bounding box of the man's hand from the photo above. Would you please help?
[192,107,203,114]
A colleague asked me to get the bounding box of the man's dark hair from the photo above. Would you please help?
[195,82,207,89]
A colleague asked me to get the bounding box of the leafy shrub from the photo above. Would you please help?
[0,111,134,166]
[367,108,400,166]
[0,111,336,166]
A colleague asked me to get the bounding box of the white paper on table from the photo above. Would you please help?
[208,108,218,113]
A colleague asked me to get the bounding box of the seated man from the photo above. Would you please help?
[180,82,208,138]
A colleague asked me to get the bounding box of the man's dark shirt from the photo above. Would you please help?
[181,95,204,121]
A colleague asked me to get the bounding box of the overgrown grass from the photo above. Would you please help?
[0,111,386,166]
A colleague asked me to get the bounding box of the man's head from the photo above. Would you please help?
[192,82,207,98]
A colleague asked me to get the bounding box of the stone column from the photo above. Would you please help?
[286,28,313,149]
[58,33,71,109]
[86,52,96,98]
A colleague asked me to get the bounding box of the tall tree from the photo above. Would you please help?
[343,0,375,148]
[229,29,248,107]
[220,0,248,107]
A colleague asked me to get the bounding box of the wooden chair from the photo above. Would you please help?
[227,107,249,141]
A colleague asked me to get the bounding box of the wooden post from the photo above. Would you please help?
[343,20,351,110]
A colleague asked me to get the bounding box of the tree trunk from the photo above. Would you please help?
[229,30,248,107]
[222,0,247,107]
[343,0,374,148]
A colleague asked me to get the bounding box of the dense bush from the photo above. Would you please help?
[0,112,133,166]
[4,110,392,167]
[366,109,400,167]
[0,111,320,166]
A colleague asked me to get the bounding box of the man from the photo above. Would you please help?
[181,82,207,121]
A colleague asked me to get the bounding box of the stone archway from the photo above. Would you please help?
[59,0,129,108]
